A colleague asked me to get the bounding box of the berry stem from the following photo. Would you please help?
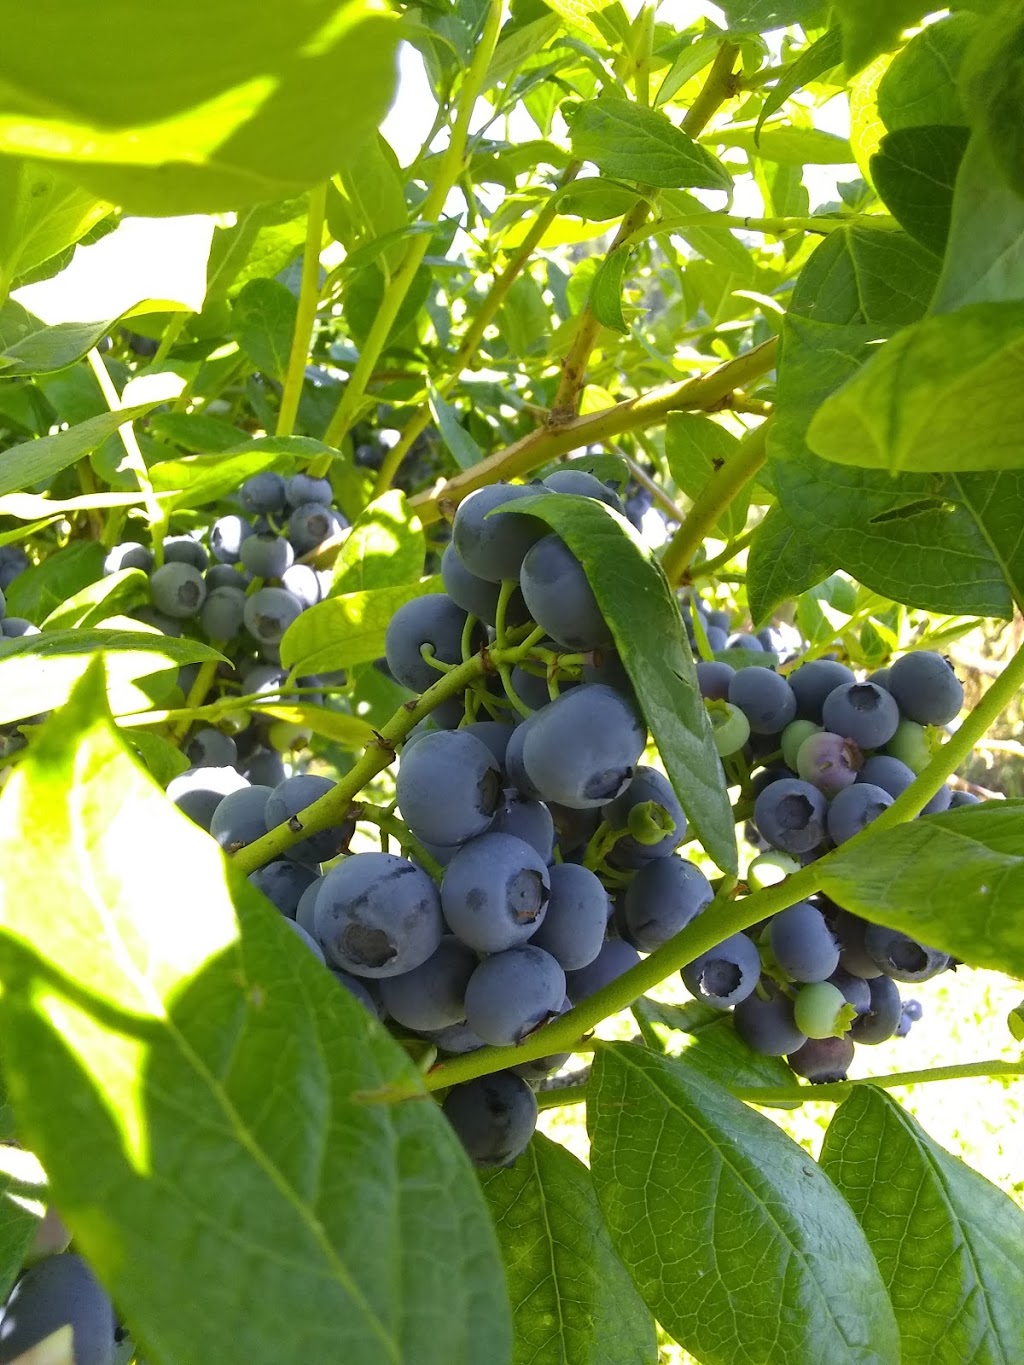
[168,658,221,745]
[355,804,444,880]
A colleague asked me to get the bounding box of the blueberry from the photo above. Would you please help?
[549,801,602,861]
[464,945,566,1046]
[285,918,327,962]
[0,545,29,589]
[462,721,517,769]
[581,647,635,701]
[727,667,797,735]
[396,730,503,847]
[285,473,333,508]
[753,777,828,855]
[287,501,345,554]
[163,535,209,571]
[857,754,916,798]
[849,973,902,1043]
[295,877,324,938]
[827,783,894,845]
[828,967,872,1015]
[680,932,761,1009]
[249,860,319,918]
[733,984,807,1056]
[519,534,612,651]
[821,681,900,750]
[240,533,295,579]
[884,718,936,773]
[504,724,542,800]
[441,832,550,953]
[603,765,686,863]
[451,484,549,583]
[542,468,624,510]
[863,925,950,982]
[707,609,731,632]
[795,731,862,797]
[488,790,555,861]
[315,852,443,977]
[104,542,153,575]
[206,563,248,591]
[529,863,609,969]
[1,616,39,637]
[281,563,322,609]
[887,650,963,726]
[379,935,478,1030]
[705,625,730,651]
[150,561,207,619]
[519,684,645,809]
[510,664,553,712]
[422,1020,486,1055]
[706,700,750,756]
[166,765,249,831]
[623,857,713,953]
[788,659,856,722]
[442,1071,538,1167]
[209,785,273,852]
[266,773,353,865]
[0,1253,115,1365]
[243,586,303,645]
[240,471,287,515]
[209,514,253,564]
[200,585,247,640]
[441,543,502,624]
[792,981,853,1039]
[384,593,472,693]
[831,910,884,980]
[787,1034,855,1083]
[727,632,763,652]
[768,902,839,983]
[781,719,821,772]
[948,790,982,808]
[565,937,640,1003]
[186,727,238,769]
[329,967,383,1016]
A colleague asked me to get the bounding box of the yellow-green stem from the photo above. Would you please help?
[661,419,770,584]
[277,182,327,439]
[85,348,164,557]
[169,658,221,744]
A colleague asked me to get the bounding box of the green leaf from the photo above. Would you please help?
[484,14,562,91]
[665,414,749,542]
[0,4,399,214]
[331,491,425,596]
[335,134,408,275]
[148,411,250,453]
[565,98,732,192]
[206,197,309,302]
[149,438,317,514]
[539,0,620,47]
[122,727,191,787]
[755,28,844,144]
[588,1043,900,1365]
[557,179,643,222]
[0,403,161,499]
[428,387,484,471]
[0,1147,47,1300]
[630,998,797,1102]
[0,663,512,1365]
[233,278,298,382]
[0,629,223,724]
[930,134,1024,313]
[788,223,941,326]
[251,703,374,750]
[876,13,977,130]
[709,122,855,164]
[342,262,433,349]
[834,0,932,76]
[960,0,1024,201]
[0,300,179,378]
[819,800,1024,975]
[6,541,105,625]
[42,568,150,631]
[820,1087,1024,1363]
[281,577,444,677]
[807,301,1024,473]
[746,503,839,626]
[870,125,970,255]
[480,1133,657,1365]
[588,245,631,333]
[720,0,826,30]
[506,494,737,874]
[498,273,550,356]
[0,158,109,290]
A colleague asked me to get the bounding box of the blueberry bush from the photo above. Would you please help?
[0,2,1021,1362]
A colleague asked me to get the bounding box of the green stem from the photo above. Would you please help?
[150,313,187,368]
[633,4,656,106]
[169,658,221,744]
[371,161,583,497]
[735,1059,1024,1106]
[619,211,899,252]
[409,338,779,526]
[680,40,739,137]
[318,0,505,461]
[356,805,443,879]
[277,182,327,439]
[687,527,756,581]
[85,348,165,558]
[661,419,770,585]
[536,1084,588,1111]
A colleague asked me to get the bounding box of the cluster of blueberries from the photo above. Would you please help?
[693,645,973,1082]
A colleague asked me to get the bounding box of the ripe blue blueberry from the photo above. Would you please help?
[266,773,353,866]
[821,681,900,749]
[519,533,612,651]
[451,483,549,583]
[209,784,273,852]
[623,856,712,953]
[768,901,840,983]
[827,783,894,845]
[733,984,807,1056]
[464,945,566,1046]
[163,535,209,571]
[384,593,472,693]
[396,730,503,847]
[243,586,303,645]
[727,667,797,735]
[441,832,550,953]
[166,765,248,831]
[680,932,761,1009]
[787,1035,855,1083]
[603,765,686,863]
[519,684,645,809]
[695,660,735,701]
[788,659,856,722]
[753,777,828,855]
[863,925,950,982]
[849,973,902,1043]
[315,852,443,977]
[150,561,207,619]
[200,585,247,640]
[0,1253,115,1365]
[887,650,963,726]
[857,754,915,798]
[240,532,295,579]
[565,937,640,1004]
[287,501,345,554]
[281,563,322,609]
[286,473,332,508]
[209,514,253,564]
[249,860,319,918]
[104,542,153,575]
[186,727,237,769]
[379,935,478,1031]
[529,863,609,969]
[240,471,287,515]
[488,790,555,861]
[542,468,624,510]
[442,1071,538,1167]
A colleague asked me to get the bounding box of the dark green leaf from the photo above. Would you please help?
[588,245,631,333]
[480,1133,657,1365]
[233,278,298,382]
[665,414,749,542]
[0,403,161,499]
[746,503,839,625]
[834,0,931,75]
[789,224,941,326]
[819,800,1024,975]
[0,663,512,1365]
[331,492,425,596]
[720,0,826,31]
[428,387,485,470]
[42,568,150,631]
[149,438,320,513]
[930,134,1024,312]
[820,1087,1024,1363]
[206,197,309,302]
[870,125,970,255]
[0,628,223,724]
[507,494,737,874]
[807,301,1024,472]
[960,0,1024,200]
[6,541,105,625]
[0,4,399,214]
[565,99,732,192]
[588,1043,900,1365]
[876,13,977,130]
[281,577,444,677]
[148,411,249,453]
[756,29,843,145]
[343,263,433,349]
[123,728,191,787]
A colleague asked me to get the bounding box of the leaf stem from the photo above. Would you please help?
[661,418,770,585]
[276,182,327,439]
[318,0,505,461]
[684,527,756,582]
[409,338,779,525]
[85,348,165,560]
[169,658,221,744]
[618,211,898,252]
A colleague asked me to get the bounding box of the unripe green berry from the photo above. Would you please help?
[793,981,856,1039]
[706,699,750,756]
[781,719,821,772]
